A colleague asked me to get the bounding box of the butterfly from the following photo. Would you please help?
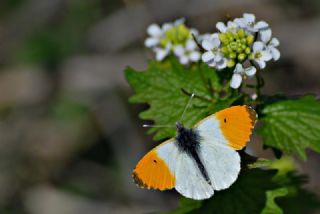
[132,105,257,200]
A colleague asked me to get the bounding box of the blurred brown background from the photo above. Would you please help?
[0,0,319,213]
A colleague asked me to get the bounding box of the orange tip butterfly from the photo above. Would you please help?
[133,105,257,200]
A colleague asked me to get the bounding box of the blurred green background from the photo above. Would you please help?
[0,0,319,213]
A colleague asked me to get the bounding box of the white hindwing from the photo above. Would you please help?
[198,141,240,191]
[157,141,214,200]
[174,150,214,200]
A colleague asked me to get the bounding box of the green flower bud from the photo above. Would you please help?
[227,32,234,40]
[236,47,243,53]
[238,53,246,61]
[221,46,229,54]
[230,42,237,50]
[219,33,229,44]
[229,52,237,59]
[238,29,245,38]
[245,47,251,54]
[246,35,254,45]
[227,59,235,68]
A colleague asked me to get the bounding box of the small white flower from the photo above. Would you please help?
[251,41,272,69]
[144,24,163,48]
[162,18,185,31]
[216,21,238,33]
[266,38,280,61]
[145,18,201,63]
[201,33,227,69]
[235,13,269,33]
[173,39,201,65]
[197,33,212,43]
[154,43,171,61]
[260,31,281,61]
[230,63,257,89]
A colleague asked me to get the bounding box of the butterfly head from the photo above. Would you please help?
[175,122,184,131]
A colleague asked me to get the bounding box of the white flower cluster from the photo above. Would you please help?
[145,18,201,65]
[144,14,280,89]
[202,13,280,88]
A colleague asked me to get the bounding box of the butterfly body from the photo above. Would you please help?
[133,106,256,200]
[175,122,212,185]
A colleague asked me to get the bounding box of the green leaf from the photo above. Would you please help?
[167,168,279,214]
[257,96,320,159]
[268,157,320,214]
[166,157,320,214]
[276,173,320,214]
[261,188,288,214]
[125,57,239,140]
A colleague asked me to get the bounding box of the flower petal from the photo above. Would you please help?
[261,50,272,61]
[202,51,215,63]
[190,28,199,36]
[162,23,173,31]
[230,73,243,89]
[155,48,169,61]
[270,38,280,47]
[147,24,162,37]
[253,41,265,52]
[189,51,201,62]
[173,45,185,56]
[145,37,159,47]
[198,33,211,42]
[244,66,257,77]
[216,58,227,70]
[216,22,227,32]
[214,53,222,62]
[234,63,244,74]
[174,18,185,26]
[243,13,255,24]
[270,47,280,61]
[227,21,238,29]
[210,33,219,40]
[202,39,215,50]
[179,55,189,65]
[234,18,245,28]
[186,39,197,51]
[260,29,272,43]
[255,21,269,30]
[208,61,216,67]
[255,59,266,69]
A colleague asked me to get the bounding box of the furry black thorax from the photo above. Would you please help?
[175,122,200,154]
[175,122,211,185]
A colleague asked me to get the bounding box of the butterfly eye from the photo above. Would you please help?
[224,118,227,123]
[153,160,157,163]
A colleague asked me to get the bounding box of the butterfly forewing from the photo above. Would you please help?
[132,139,177,190]
[195,105,257,150]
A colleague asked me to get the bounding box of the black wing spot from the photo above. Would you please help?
[224,118,227,123]
[153,160,157,163]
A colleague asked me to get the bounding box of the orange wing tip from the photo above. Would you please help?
[132,171,148,189]
[245,105,258,126]
[215,105,257,150]
[132,170,173,191]
[132,150,176,191]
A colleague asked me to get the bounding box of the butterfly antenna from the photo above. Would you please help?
[142,124,175,128]
[180,92,195,122]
